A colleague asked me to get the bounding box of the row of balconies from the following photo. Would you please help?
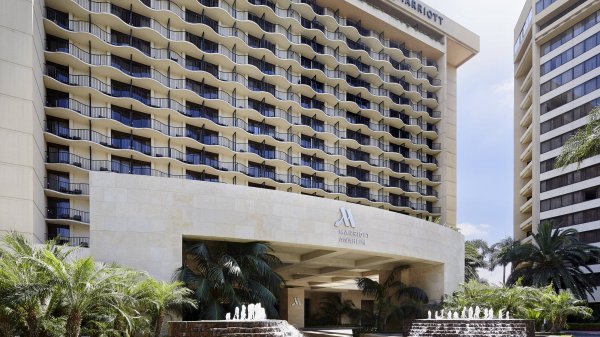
[44,125,441,193]
[50,41,439,106]
[44,151,440,214]
[43,65,441,143]
[66,0,440,72]
[45,102,441,179]
[43,6,440,100]
[43,21,441,116]
[45,94,440,155]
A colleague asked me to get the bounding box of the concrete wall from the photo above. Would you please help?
[88,172,465,300]
[0,0,46,242]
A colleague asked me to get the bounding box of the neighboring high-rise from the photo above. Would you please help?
[1,0,477,326]
[514,0,600,299]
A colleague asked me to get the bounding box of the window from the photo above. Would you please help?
[111,30,151,55]
[346,111,370,126]
[248,56,275,75]
[301,56,325,72]
[186,148,219,167]
[185,32,218,53]
[248,35,275,53]
[111,105,151,128]
[347,184,369,199]
[111,155,151,175]
[248,119,276,137]
[46,34,68,53]
[300,76,324,93]
[248,98,276,117]
[111,55,150,77]
[186,102,219,122]
[541,31,600,76]
[111,130,152,155]
[186,170,219,182]
[248,13,275,32]
[185,79,219,99]
[47,143,70,164]
[248,77,275,95]
[46,116,70,138]
[248,162,276,179]
[111,80,151,105]
[111,4,150,27]
[248,141,276,159]
[185,9,218,31]
[300,135,324,150]
[300,173,324,189]
[186,56,218,77]
[46,62,69,84]
[301,154,324,171]
[541,75,600,115]
[300,114,324,132]
[540,186,600,212]
[301,36,324,54]
[347,165,369,181]
[186,125,219,145]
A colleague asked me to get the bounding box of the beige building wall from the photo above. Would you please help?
[0,0,46,242]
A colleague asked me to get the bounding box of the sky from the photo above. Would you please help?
[423,0,526,283]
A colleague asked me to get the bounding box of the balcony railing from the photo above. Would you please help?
[45,177,89,195]
[44,4,441,96]
[46,207,90,223]
[46,234,90,247]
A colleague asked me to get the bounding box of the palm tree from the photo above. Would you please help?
[507,221,600,299]
[318,294,360,325]
[489,237,518,285]
[537,286,592,332]
[464,239,490,282]
[175,241,284,320]
[33,253,136,337]
[555,106,600,168]
[141,279,197,337]
[0,233,66,337]
[356,266,428,331]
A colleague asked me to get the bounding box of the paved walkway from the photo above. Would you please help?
[302,328,353,337]
[562,332,600,337]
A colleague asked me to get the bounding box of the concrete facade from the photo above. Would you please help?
[514,0,600,301]
[89,172,464,326]
[0,0,478,327]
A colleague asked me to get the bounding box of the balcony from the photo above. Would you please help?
[520,124,533,145]
[519,197,533,214]
[45,177,89,195]
[519,216,533,231]
[519,179,532,198]
[46,207,90,224]
[47,234,90,248]
[520,105,532,128]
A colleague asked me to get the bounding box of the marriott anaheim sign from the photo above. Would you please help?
[396,0,445,26]
[334,208,369,246]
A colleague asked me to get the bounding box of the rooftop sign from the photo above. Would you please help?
[397,0,444,26]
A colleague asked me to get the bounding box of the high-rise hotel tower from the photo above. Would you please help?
[514,0,600,300]
[1,0,477,325]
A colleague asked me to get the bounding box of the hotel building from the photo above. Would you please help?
[0,0,477,325]
[514,0,600,300]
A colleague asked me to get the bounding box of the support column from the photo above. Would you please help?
[280,287,305,328]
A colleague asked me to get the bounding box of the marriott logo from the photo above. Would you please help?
[334,207,356,228]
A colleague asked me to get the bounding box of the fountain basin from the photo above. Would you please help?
[392,319,535,337]
[169,319,303,337]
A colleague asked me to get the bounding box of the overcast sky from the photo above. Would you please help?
[423,0,525,283]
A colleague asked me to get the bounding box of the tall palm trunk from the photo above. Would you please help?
[24,308,39,337]
[153,310,166,337]
[376,306,386,331]
[65,310,82,337]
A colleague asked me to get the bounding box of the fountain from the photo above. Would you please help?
[398,306,534,337]
[169,303,303,337]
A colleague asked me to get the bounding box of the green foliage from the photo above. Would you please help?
[555,106,600,168]
[174,241,284,320]
[444,281,592,332]
[464,239,490,282]
[355,266,429,331]
[0,232,195,337]
[313,294,361,326]
[506,222,600,299]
